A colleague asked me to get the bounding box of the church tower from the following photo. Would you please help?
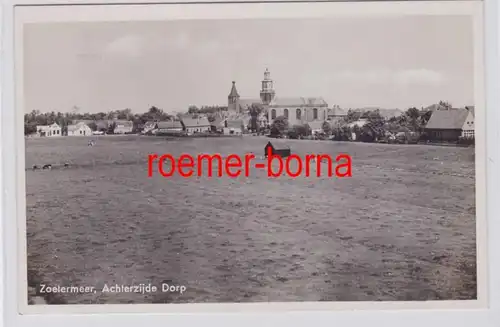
[260,68,275,105]
[228,81,240,113]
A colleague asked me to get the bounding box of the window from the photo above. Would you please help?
[296,108,301,120]
[80,130,82,135]
[313,108,318,120]
[271,109,277,119]
[463,130,474,138]
[284,109,289,119]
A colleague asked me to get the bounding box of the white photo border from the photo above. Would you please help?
[1,0,499,326]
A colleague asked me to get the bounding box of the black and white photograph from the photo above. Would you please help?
[18,2,484,308]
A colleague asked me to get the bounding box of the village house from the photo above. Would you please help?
[223,119,244,135]
[308,121,325,135]
[424,108,474,142]
[142,121,158,134]
[36,123,61,137]
[67,122,92,136]
[113,120,134,134]
[156,120,184,135]
[210,116,225,133]
[325,106,347,129]
[181,116,211,134]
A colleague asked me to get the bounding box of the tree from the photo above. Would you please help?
[322,121,332,135]
[88,122,98,131]
[438,100,452,109]
[345,109,362,123]
[270,115,288,136]
[107,122,116,134]
[294,124,311,137]
[359,110,385,142]
[420,110,433,126]
[188,105,199,114]
[24,123,37,135]
[405,107,421,131]
[249,103,264,132]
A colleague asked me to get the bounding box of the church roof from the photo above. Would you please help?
[228,81,240,98]
[269,97,328,107]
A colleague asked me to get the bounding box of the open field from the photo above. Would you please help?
[25,136,476,304]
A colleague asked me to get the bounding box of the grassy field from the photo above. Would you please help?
[25,135,477,304]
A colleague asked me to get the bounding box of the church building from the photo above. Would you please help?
[227,68,329,127]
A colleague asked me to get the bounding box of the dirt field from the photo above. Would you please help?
[25,135,477,304]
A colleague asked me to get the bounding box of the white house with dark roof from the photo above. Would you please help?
[424,108,474,141]
[180,116,211,134]
[67,122,92,136]
[36,123,61,137]
[228,68,329,127]
[113,120,133,134]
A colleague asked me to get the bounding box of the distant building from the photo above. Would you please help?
[424,108,474,141]
[181,117,211,134]
[327,106,347,120]
[156,121,184,135]
[308,121,325,134]
[113,120,133,134]
[36,123,61,137]
[327,106,347,128]
[223,119,244,135]
[142,121,158,134]
[67,122,92,136]
[210,116,225,133]
[227,68,329,127]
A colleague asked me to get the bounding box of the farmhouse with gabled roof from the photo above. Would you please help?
[424,108,474,141]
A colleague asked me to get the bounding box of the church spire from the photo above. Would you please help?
[260,68,275,105]
[228,81,240,99]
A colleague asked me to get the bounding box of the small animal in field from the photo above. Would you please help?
[63,163,70,167]
[42,164,52,170]
[32,165,40,171]
[88,140,96,147]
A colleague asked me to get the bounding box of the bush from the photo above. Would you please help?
[458,137,475,146]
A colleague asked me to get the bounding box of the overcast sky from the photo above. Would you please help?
[23,15,474,114]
